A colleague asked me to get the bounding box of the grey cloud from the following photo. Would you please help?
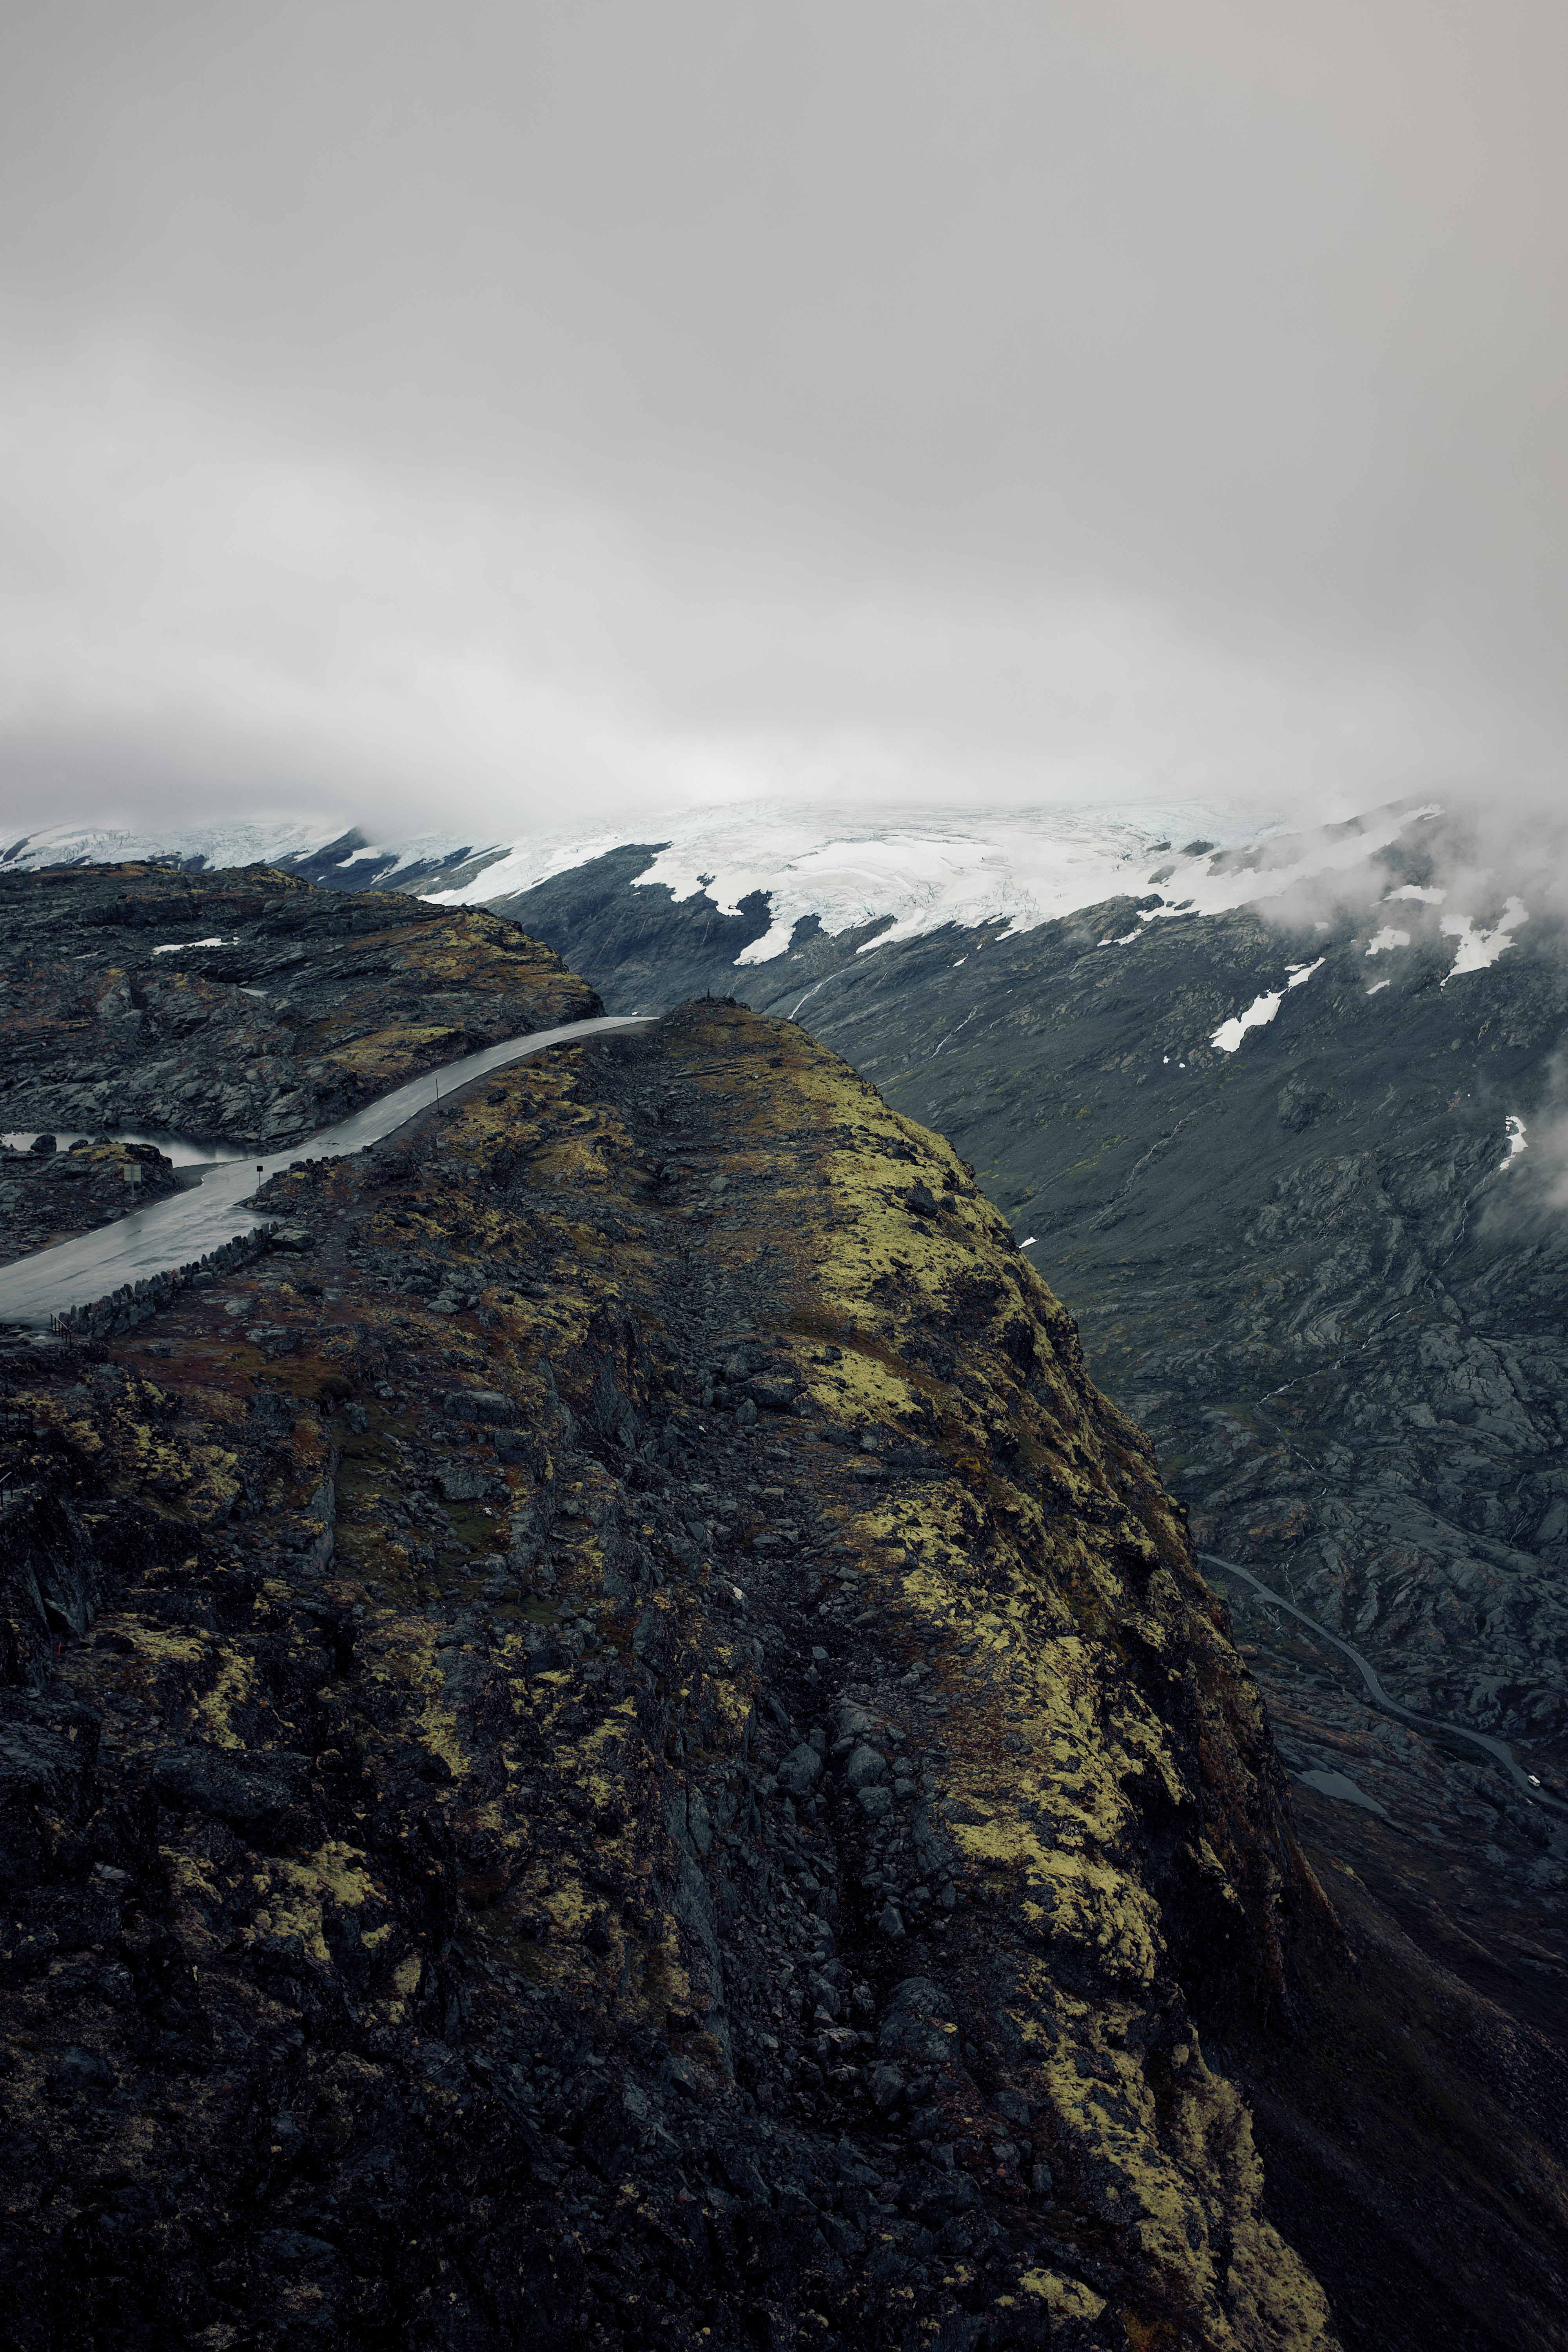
[1,3,1565,839]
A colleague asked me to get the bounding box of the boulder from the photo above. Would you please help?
[879,1982,960,2066]
[834,1701,880,1741]
[869,2061,905,2109]
[447,1389,514,1425]
[777,1742,824,1798]
[151,1744,309,1835]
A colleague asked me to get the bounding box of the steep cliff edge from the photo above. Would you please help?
[1,1005,1564,2349]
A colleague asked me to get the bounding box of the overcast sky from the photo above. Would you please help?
[2,2,1564,844]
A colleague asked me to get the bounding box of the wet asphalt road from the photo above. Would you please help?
[0,1014,650,1329]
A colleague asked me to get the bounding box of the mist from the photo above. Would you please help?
[2,4,1566,846]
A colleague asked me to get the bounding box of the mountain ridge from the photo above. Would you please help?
[3,842,1567,2344]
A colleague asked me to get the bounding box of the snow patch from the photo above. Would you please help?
[1210,959,1325,1053]
[152,937,232,954]
[931,1005,980,1058]
[1364,927,1410,956]
[1367,980,1390,995]
[1387,883,1446,904]
[1499,1115,1527,1171]
[1441,895,1528,984]
[374,831,508,880]
[1210,991,1284,1053]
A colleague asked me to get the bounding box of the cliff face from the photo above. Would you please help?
[1,1002,1564,2350]
[0,862,598,1166]
[486,835,1568,2060]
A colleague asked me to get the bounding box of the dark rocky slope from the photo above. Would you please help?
[2,1004,1566,2350]
[0,862,598,1167]
[483,828,1568,2009]
[789,895,1568,1950]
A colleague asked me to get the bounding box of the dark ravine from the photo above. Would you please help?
[0,863,1565,2348]
[1200,1551,1568,1818]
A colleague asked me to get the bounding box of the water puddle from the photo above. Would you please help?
[1,1129,250,1168]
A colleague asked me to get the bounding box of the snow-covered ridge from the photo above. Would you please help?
[435,795,1463,962]
[427,799,1276,947]
[0,817,490,888]
[0,817,355,871]
[3,795,1536,995]
[431,796,1459,956]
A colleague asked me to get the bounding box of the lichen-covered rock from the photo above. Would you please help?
[0,994,1563,2350]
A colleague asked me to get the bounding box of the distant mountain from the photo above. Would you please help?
[1,794,1286,939]
[467,797,1443,1010]
[0,817,514,899]
[489,802,1568,1746]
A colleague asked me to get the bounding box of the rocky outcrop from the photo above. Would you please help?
[468,825,1568,2204]
[0,1137,185,1268]
[0,861,599,1160]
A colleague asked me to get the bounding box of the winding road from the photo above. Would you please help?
[1200,1548,1568,1818]
[0,1014,651,1330]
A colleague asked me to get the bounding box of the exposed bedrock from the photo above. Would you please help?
[1,1001,1564,2348]
[0,860,598,1185]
